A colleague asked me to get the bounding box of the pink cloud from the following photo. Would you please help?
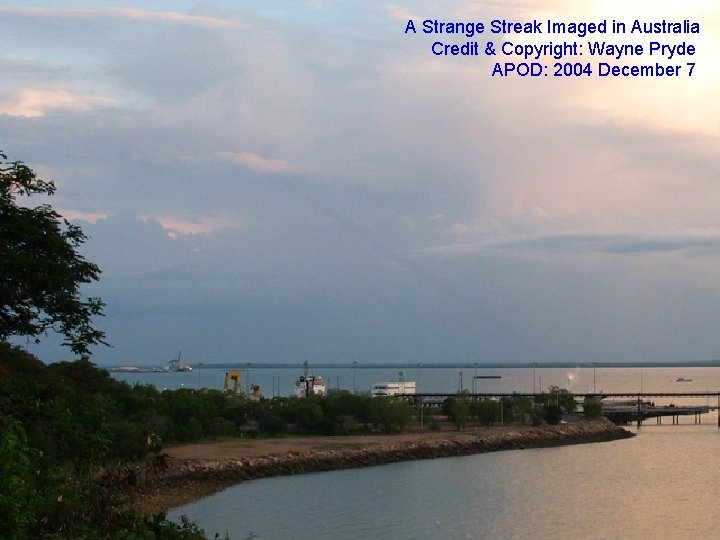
[147,215,241,238]
[0,89,115,117]
[0,7,236,28]
[58,208,109,224]
[219,151,296,174]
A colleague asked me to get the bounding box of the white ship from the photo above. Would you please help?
[294,360,326,397]
[165,351,192,372]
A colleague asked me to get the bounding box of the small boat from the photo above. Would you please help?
[676,377,692,382]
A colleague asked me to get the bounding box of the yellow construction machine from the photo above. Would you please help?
[223,370,261,397]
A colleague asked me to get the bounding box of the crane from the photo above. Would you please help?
[223,370,261,397]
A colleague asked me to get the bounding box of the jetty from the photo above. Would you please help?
[404,391,720,426]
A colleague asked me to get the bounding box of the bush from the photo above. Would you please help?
[543,404,563,425]
[259,415,287,435]
[583,398,603,418]
[471,398,500,426]
[0,411,210,539]
[443,396,470,430]
[369,397,414,433]
[548,386,576,414]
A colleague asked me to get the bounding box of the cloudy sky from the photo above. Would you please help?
[2,1,719,366]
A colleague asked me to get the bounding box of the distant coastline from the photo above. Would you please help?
[107,360,720,371]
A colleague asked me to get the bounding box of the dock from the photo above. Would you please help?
[402,391,720,426]
[600,402,709,425]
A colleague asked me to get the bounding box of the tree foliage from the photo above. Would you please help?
[543,404,563,425]
[443,394,470,430]
[547,385,576,414]
[583,398,603,418]
[0,345,217,539]
[0,150,106,356]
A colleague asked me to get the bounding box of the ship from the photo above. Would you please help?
[294,360,326,397]
[165,351,192,372]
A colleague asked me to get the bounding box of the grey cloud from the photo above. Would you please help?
[426,233,720,258]
[505,233,720,256]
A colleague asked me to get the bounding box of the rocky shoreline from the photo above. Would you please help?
[132,421,633,515]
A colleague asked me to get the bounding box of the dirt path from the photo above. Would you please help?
[163,429,483,461]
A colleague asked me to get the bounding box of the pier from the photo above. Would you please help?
[405,391,720,426]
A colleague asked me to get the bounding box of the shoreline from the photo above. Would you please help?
[132,420,633,515]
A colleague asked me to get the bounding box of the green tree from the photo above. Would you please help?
[0,412,38,540]
[547,386,576,414]
[0,150,106,356]
[471,398,500,426]
[583,398,603,418]
[543,404,563,425]
[444,395,470,430]
[369,397,414,433]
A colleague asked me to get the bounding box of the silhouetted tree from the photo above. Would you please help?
[0,150,106,356]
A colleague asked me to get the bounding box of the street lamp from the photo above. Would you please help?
[353,361,358,394]
[593,362,596,394]
[533,362,537,395]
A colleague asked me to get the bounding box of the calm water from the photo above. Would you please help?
[155,367,720,539]
[169,424,720,539]
[110,365,720,400]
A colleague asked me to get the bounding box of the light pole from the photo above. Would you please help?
[533,363,537,395]
[353,361,358,394]
[418,362,422,393]
[593,362,596,394]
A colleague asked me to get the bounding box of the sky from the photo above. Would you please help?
[2,1,720,366]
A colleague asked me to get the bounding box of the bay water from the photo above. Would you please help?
[110,364,720,399]
[168,423,720,539]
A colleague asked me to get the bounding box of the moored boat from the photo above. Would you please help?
[294,360,326,397]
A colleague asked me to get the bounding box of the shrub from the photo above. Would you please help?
[543,404,563,425]
[583,398,603,418]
